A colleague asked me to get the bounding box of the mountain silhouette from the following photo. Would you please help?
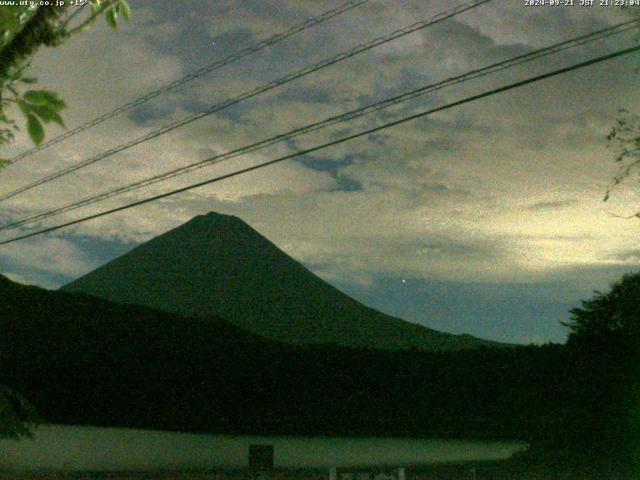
[63,212,499,351]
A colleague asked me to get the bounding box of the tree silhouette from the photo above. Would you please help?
[561,272,640,475]
[563,271,640,346]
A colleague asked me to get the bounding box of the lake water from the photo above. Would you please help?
[0,424,526,471]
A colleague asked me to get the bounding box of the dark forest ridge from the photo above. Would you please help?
[63,212,502,351]
[0,273,563,439]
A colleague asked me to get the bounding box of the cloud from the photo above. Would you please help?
[606,249,640,264]
[524,199,578,211]
[0,236,101,288]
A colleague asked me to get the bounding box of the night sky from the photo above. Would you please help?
[2,0,640,344]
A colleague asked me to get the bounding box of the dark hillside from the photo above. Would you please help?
[0,274,567,439]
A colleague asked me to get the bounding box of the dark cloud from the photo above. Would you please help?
[127,99,180,126]
[607,249,640,262]
[295,151,357,175]
[525,199,578,211]
[271,85,334,104]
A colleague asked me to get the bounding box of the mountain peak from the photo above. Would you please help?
[200,211,239,221]
[188,211,243,226]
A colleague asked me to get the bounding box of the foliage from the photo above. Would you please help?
[0,385,39,439]
[604,6,640,213]
[0,0,131,158]
[603,109,640,214]
[563,271,640,344]
[560,273,640,476]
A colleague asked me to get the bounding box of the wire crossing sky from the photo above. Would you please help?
[2,43,638,246]
[2,19,638,233]
[0,0,492,204]
[5,0,371,165]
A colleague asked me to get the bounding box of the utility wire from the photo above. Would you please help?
[0,0,492,203]
[2,19,637,232]
[2,43,638,246]
[6,0,370,164]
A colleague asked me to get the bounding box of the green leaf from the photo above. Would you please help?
[23,90,48,105]
[106,8,118,30]
[26,114,44,145]
[23,90,65,110]
[91,0,103,15]
[119,0,131,21]
[16,99,31,118]
[0,8,22,36]
[20,77,37,84]
[0,159,11,168]
[30,105,65,128]
[28,105,53,123]
[48,111,65,128]
[46,95,65,111]
[1,29,11,46]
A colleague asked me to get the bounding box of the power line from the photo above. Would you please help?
[0,0,492,203]
[2,43,638,246]
[6,0,370,164]
[2,19,637,232]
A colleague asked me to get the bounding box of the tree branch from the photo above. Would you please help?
[0,6,67,86]
[66,0,120,36]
